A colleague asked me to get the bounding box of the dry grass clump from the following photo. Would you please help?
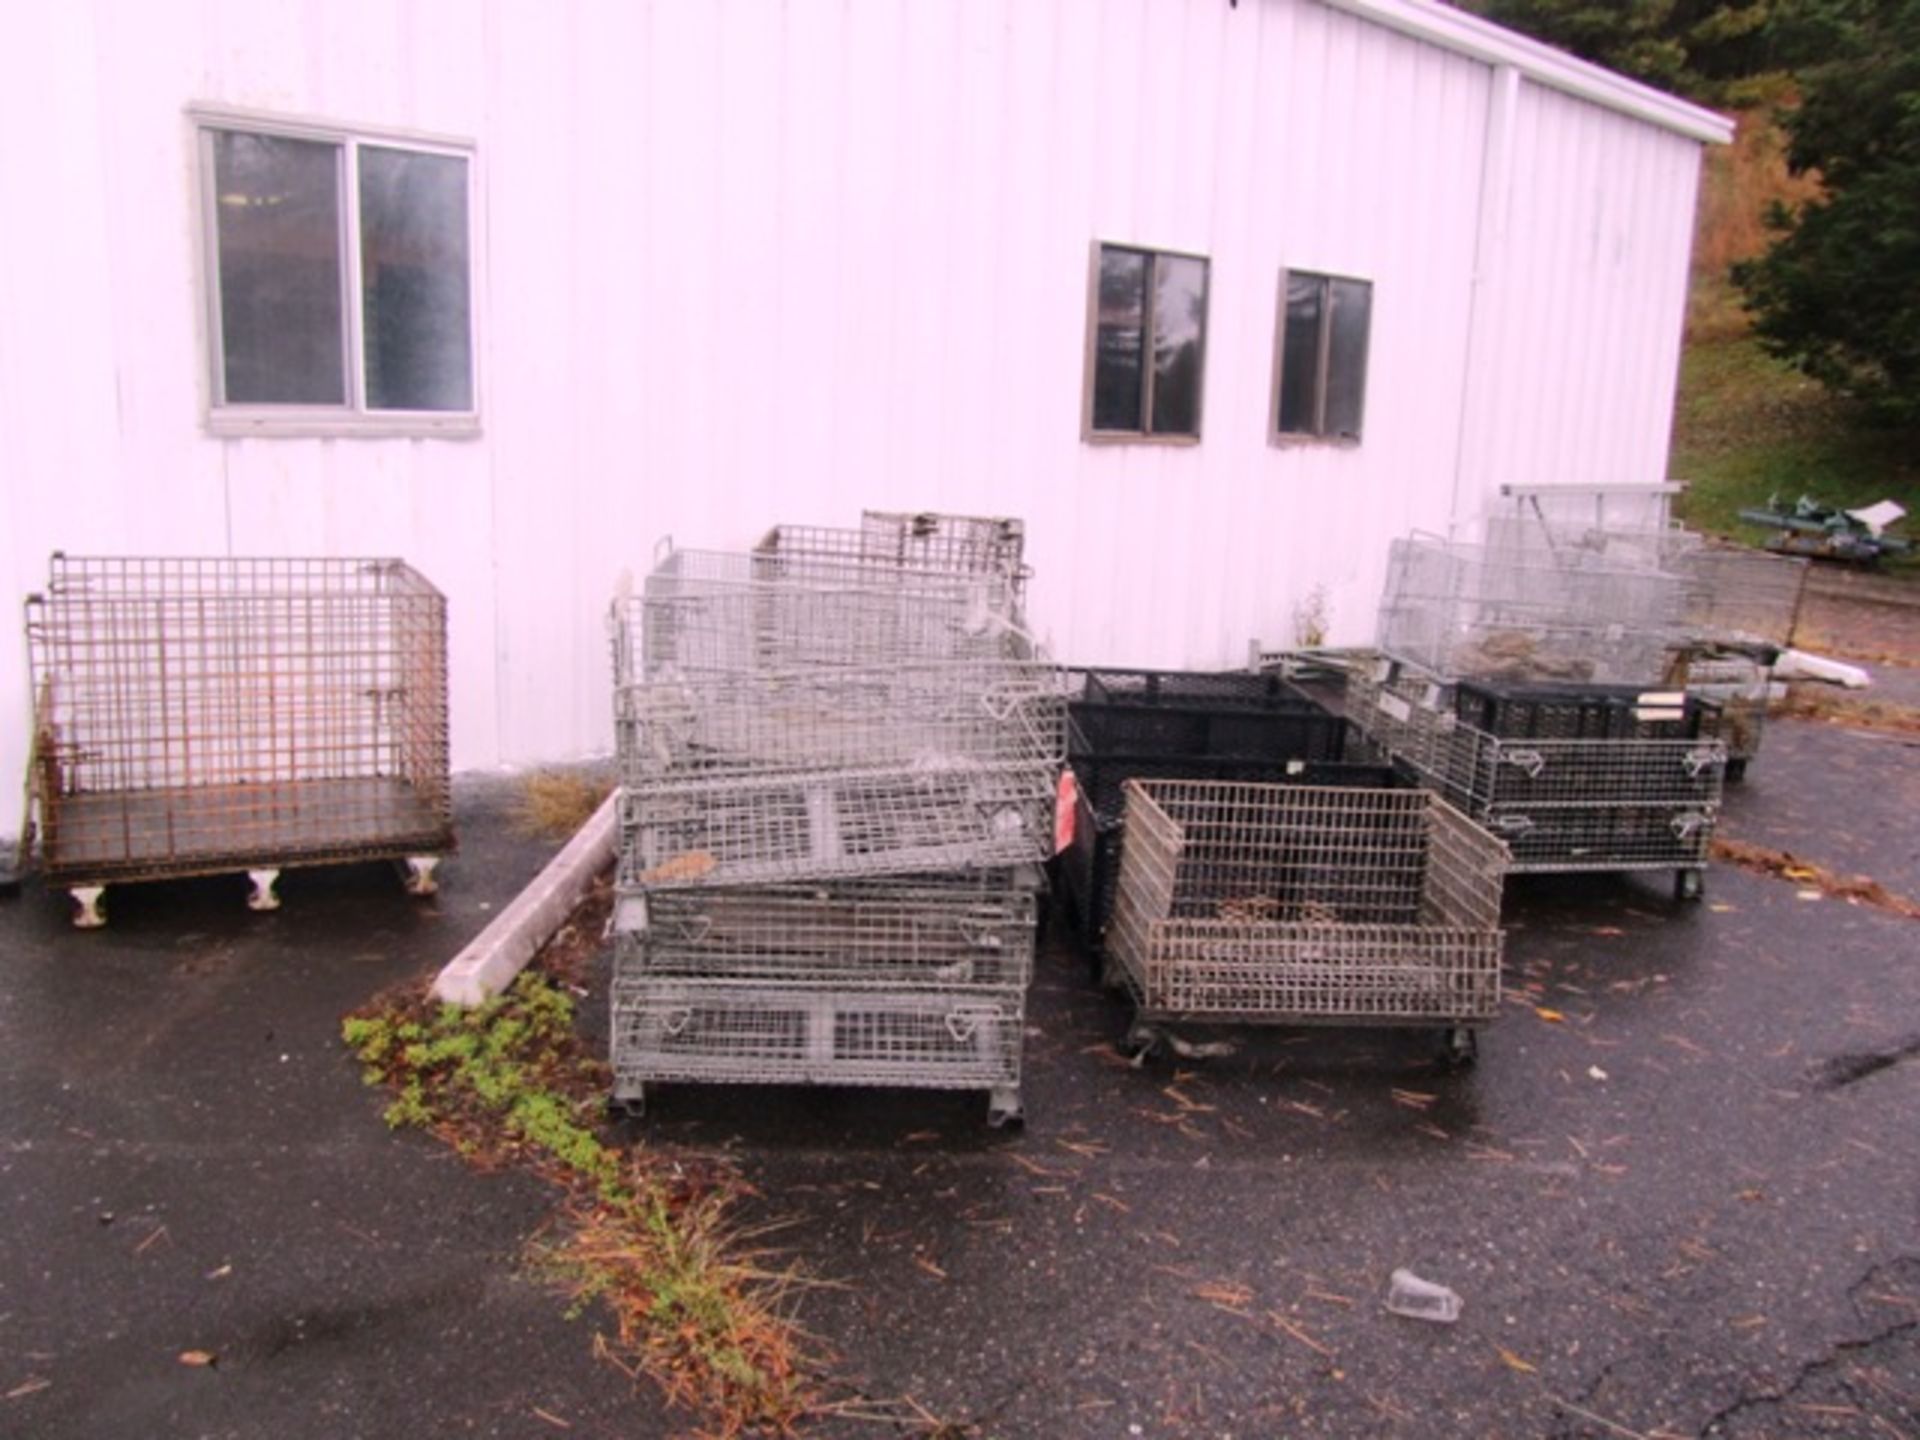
[514,767,615,838]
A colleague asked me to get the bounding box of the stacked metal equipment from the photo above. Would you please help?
[1354,532,1729,899]
[1483,509,1810,780]
[1105,779,1509,1064]
[23,554,453,927]
[1061,668,1389,952]
[609,514,1062,1126]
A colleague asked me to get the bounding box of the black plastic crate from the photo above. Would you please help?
[1453,679,1717,741]
[1068,669,1346,763]
[1064,759,1405,945]
[1078,668,1324,711]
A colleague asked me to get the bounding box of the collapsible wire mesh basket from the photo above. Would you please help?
[613,871,1038,990]
[611,981,1025,1105]
[624,546,1031,680]
[24,554,452,922]
[1377,535,1691,685]
[758,511,1028,595]
[1104,781,1506,1051]
[618,761,1056,890]
[1064,759,1401,951]
[1347,663,1724,892]
[615,659,1065,782]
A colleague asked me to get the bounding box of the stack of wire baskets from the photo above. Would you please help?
[1479,511,1809,780]
[1062,668,1386,950]
[608,511,1061,1126]
[1105,779,1508,1064]
[1350,530,1730,898]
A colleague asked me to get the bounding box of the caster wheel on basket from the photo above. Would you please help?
[1723,758,1748,784]
[987,1092,1025,1130]
[609,1093,646,1120]
[1675,869,1705,902]
[1123,1022,1162,1065]
[1438,1027,1478,1069]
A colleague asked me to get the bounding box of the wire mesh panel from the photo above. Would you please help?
[1673,545,1808,649]
[1347,664,1725,879]
[1377,535,1691,685]
[611,982,1024,1097]
[1063,759,1401,949]
[618,764,1056,890]
[24,554,452,890]
[613,871,1038,990]
[615,660,1065,782]
[1104,781,1506,1028]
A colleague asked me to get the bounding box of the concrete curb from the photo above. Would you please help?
[432,791,619,1007]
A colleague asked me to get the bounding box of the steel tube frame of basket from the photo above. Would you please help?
[614,659,1066,783]
[1347,666,1724,894]
[1377,535,1692,686]
[1104,781,1506,1051]
[23,554,453,925]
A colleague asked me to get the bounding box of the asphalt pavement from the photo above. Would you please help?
[3,725,1917,1439]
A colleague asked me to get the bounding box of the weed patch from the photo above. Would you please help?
[344,955,815,1434]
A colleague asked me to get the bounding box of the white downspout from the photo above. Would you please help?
[1448,63,1520,537]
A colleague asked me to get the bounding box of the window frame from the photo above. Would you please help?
[1271,268,1372,448]
[190,103,482,439]
[1081,240,1210,446]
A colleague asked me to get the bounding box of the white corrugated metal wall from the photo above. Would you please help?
[0,0,1709,844]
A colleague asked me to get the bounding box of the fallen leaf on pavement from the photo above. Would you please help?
[178,1351,216,1368]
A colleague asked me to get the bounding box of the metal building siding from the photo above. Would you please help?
[1466,80,1704,496]
[0,0,1710,844]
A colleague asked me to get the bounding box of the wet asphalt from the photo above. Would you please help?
[4,721,1918,1440]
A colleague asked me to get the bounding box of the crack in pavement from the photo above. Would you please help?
[1811,1035,1920,1091]
[1696,1258,1920,1438]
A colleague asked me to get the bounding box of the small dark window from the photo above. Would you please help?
[1275,271,1371,442]
[1086,243,1209,440]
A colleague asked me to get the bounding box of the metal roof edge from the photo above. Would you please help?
[1317,0,1737,144]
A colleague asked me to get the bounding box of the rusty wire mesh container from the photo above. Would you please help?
[1346,659,1724,895]
[24,554,452,922]
[1104,780,1507,1060]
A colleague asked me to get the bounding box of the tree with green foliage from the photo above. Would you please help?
[1733,0,1920,428]
[1461,0,1775,103]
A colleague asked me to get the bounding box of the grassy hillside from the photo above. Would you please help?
[1668,109,1918,555]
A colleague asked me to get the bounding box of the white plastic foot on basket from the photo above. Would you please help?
[246,869,282,912]
[69,886,106,929]
[403,856,440,896]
